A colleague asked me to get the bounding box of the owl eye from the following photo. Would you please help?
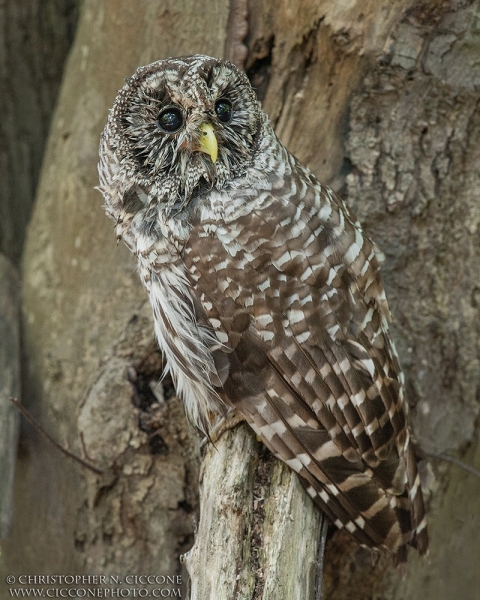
[158,107,184,133]
[215,99,232,123]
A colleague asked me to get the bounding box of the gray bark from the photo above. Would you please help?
[184,425,322,599]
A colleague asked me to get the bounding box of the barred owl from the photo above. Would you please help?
[98,55,428,561]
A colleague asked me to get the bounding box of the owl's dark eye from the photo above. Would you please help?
[215,99,232,123]
[158,107,184,133]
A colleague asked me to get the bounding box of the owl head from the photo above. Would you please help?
[100,55,263,215]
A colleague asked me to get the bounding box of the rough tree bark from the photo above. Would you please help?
[183,425,323,599]
[2,0,480,599]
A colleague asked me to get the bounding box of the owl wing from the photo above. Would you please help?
[184,184,427,558]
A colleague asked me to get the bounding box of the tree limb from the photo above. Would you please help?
[183,424,324,599]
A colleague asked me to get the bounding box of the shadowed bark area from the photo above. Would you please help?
[2,0,479,598]
[0,0,79,265]
[0,257,20,538]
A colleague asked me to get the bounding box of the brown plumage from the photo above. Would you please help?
[98,54,428,561]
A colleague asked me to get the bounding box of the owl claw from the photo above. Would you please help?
[200,411,246,450]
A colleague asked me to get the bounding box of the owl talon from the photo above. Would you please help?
[200,411,246,450]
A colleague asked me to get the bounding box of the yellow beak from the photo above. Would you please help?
[199,123,218,162]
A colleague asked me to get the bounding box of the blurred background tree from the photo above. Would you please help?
[1,0,480,598]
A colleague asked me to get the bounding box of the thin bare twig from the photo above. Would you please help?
[425,451,480,480]
[9,397,104,475]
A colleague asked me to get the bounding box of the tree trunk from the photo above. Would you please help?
[2,0,480,599]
